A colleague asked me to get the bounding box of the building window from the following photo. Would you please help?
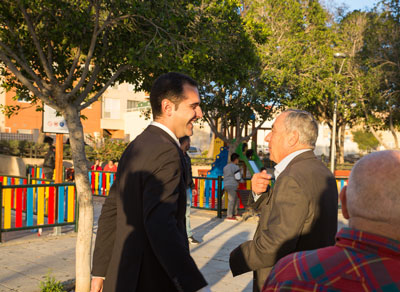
[103,98,120,119]
[127,100,140,112]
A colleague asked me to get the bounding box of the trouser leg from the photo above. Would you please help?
[226,188,237,217]
[233,192,239,216]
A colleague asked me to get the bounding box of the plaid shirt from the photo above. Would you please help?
[263,227,400,292]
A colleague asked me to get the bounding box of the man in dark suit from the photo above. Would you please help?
[229,110,338,292]
[91,72,209,292]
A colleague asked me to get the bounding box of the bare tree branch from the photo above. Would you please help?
[0,51,59,109]
[63,47,82,91]
[66,1,99,99]
[78,64,130,110]
[17,0,55,82]
[0,40,46,90]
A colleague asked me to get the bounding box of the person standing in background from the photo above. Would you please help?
[223,153,241,221]
[43,136,55,180]
[103,160,117,172]
[91,159,102,171]
[179,136,201,245]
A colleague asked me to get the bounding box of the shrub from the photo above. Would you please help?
[39,274,66,292]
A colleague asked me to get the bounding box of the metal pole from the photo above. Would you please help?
[217,176,222,219]
[54,133,63,235]
[331,53,347,174]
[330,93,338,174]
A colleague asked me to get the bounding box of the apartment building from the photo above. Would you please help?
[0,82,148,143]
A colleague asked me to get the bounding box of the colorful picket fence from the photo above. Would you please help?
[192,176,256,218]
[336,176,348,193]
[26,165,66,181]
[0,179,77,242]
[191,175,349,217]
[89,171,116,196]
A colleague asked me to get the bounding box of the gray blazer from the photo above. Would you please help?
[229,151,338,292]
[92,125,207,292]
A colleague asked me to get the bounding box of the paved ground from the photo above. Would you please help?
[0,197,348,292]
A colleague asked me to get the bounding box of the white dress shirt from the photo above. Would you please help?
[253,149,312,201]
[150,121,180,146]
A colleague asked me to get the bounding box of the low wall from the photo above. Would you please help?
[0,154,73,177]
[0,154,26,177]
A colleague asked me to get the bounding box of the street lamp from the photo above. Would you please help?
[330,52,347,174]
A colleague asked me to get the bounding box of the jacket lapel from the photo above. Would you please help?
[146,125,187,186]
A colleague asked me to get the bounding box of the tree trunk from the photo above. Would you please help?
[361,99,391,149]
[369,127,390,150]
[64,105,94,292]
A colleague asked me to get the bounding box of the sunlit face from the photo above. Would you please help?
[265,112,291,163]
[170,84,203,138]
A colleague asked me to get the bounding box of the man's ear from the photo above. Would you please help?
[161,99,173,116]
[340,185,350,219]
[287,130,299,147]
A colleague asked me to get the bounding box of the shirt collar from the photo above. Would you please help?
[150,121,180,146]
[274,149,311,179]
[337,227,400,256]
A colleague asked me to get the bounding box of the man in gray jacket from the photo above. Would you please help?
[229,110,338,291]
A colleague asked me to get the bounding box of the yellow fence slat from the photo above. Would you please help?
[199,180,205,207]
[106,173,110,194]
[67,186,75,222]
[246,180,251,190]
[4,188,12,229]
[2,176,7,206]
[95,173,99,195]
[37,186,45,225]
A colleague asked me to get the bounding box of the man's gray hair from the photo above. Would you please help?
[283,109,318,148]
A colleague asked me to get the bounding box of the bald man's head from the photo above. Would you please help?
[346,150,400,231]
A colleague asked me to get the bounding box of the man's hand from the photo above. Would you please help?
[251,170,272,194]
[90,277,104,292]
[192,189,198,196]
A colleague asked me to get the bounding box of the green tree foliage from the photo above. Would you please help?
[181,0,268,153]
[352,130,380,152]
[358,0,400,148]
[0,1,217,290]
[90,138,127,163]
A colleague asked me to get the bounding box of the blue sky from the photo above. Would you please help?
[343,0,378,11]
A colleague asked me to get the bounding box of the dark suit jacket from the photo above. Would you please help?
[229,151,338,292]
[92,125,207,292]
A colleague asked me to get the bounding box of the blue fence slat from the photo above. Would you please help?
[98,173,102,195]
[26,187,34,226]
[58,186,65,223]
[65,186,69,219]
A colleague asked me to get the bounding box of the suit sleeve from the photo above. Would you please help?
[230,175,309,275]
[91,183,117,277]
[142,147,207,292]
